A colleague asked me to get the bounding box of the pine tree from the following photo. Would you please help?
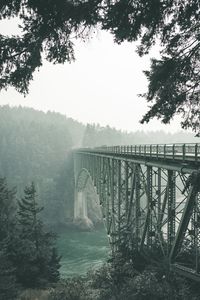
[0,178,18,299]
[0,178,16,240]
[0,241,18,300]
[14,182,61,288]
[47,248,61,283]
[18,182,43,245]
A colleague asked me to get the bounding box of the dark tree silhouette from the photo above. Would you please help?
[0,0,101,93]
[1,1,200,132]
[13,183,61,288]
[102,1,200,134]
[0,178,18,299]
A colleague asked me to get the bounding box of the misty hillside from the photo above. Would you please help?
[0,106,78,226]
[82,124,200,147]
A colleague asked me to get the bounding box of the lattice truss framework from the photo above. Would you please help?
[74,152,200,279]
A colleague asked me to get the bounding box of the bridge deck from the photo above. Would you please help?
[77,143,200,173]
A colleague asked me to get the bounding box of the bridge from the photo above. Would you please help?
[74,143,200,281]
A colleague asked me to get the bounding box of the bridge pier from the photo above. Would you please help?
[74,189,94,230]
[73,162,102,230]
[74,190,87,219]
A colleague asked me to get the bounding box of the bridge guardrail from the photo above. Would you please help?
[82,143,200,163]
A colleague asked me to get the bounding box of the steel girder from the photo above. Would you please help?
[74,150,200,281]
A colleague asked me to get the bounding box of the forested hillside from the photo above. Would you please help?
[82,124,200,147]
[0,105,199,228]
[0,106,83,227]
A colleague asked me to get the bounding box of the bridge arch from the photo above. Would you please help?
[74,168,101,228]
[75,168,93,192]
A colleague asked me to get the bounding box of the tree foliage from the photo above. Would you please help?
[50,278,90,300]
[0,0,101,93]
[0,105,75,226]
[0,178,61,296]
[1,1,200,133]
[0,177,16,240]
[0,246,18,300]
[12,182,61,288]
[87,253,192,300]
[0,178,18,299]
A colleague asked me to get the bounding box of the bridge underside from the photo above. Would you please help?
[74,146,200,281]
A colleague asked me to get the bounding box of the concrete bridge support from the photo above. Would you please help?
[73,163,101,229]
[74,190,88,219]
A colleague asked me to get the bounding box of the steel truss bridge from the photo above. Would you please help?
[74,144,200,281]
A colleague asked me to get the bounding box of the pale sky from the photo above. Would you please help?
[0,19,183,133]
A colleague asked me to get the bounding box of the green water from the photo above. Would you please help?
[57,227,109,278]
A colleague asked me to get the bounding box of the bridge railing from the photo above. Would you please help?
[90,143,200,162]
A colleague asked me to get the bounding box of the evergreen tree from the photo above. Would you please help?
[47,247,61,283]
[0,178,16,240]
[13,182,61,288]
[82,124,97,147]
[0,178,18,299]
[0,106,74,227]
[18,182,43,243]
[0,246,18,300]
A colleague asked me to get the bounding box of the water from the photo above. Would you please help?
[57,227,109,278]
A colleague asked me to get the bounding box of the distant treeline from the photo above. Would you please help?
[82,123,200,147]
[0,105,199,228]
